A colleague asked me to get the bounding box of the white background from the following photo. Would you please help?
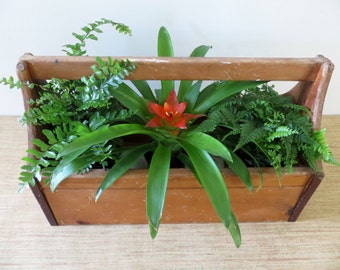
[1,0,339,115]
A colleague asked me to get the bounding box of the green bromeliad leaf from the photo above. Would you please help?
[146,143,172,239]
[50,153,95,191]
[59,124,163,158]
[182,80,202,112]
[158,26,174,103]
[194,81,265,113]
[51,124,165,191]
[226,151,253,192]
[180,132,232,162]
[158,26,174,57]
[112,83,149,120]
[131,80,156,102]
[178,139,241,247]
[95,143,155,201]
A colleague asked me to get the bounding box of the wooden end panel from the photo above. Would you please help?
[16,57,57,225]
[288,171,324,221]
[285,56,334,129]
[29,182,58,225]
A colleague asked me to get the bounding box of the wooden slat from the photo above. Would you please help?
[17,54,331,81]
[51,167,313,190]
[41,167,314,224]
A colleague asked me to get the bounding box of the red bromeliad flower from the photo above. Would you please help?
[146,90,204,133]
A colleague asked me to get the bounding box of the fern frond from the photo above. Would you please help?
[235,122,266,151]
[62,18,131,56]
[266,126,298,142]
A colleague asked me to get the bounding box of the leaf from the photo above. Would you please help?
[58,145,91,168]
[22,156,38,166]
[195,81,265,113]
[146,143,172,239]
[131,80,156,102]
[178,140,241,245]
[176,152,201,184]
[157,26,174,103]
[72,32,85,42]
[194,81,219,105]
[87,34,98,41]
[95,143,154,201]
[50,154,94,191]
[158,26,174,57]
[227,213,242,248]
[183,80,202,112]
[26,148,43,158]
[225,151,253,192]
[62,19,132,56]
[31,138,49,151]
[189,45,212,57]
[266,126,298,142]
[59,124,163,158]
[234,124,266,151]
[42,129,57,144]
[112,83,149,120]
[38,158,50,167]
[44,151,57,159]
[81,26,91,34]
[96,56,106,68]
[180,132,232,162]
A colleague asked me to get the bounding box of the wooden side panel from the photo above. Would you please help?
[42,168,314,225]
[43,185,308,225]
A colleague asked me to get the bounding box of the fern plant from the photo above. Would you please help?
[197,84,339,176]
[62,18,131,56]
[16,21,137,192]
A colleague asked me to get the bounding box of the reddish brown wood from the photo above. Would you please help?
[285,56,334,129]
[16,55,333,225]
[288,169,324,222]
[18,55,327,81]
[42,168,314,224]
[16,56,58,225]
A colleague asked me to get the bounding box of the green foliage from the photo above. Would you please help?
[178,138,241,247]
[147,143,172,238]
[0,76,22,89]
[197,84,339,176]
[63,18,131,56]
[157,26,175,103]
[19,56,137,191]
[0,76,34,90]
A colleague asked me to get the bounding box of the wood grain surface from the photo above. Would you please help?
[0,115,339,269]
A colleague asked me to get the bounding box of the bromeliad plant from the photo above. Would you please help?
[51,25,264,247]
[1,18,338,248]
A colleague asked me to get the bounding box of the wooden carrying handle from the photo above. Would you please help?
[17,54,334,130]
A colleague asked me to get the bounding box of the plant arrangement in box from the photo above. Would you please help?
[1,18,338,247]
